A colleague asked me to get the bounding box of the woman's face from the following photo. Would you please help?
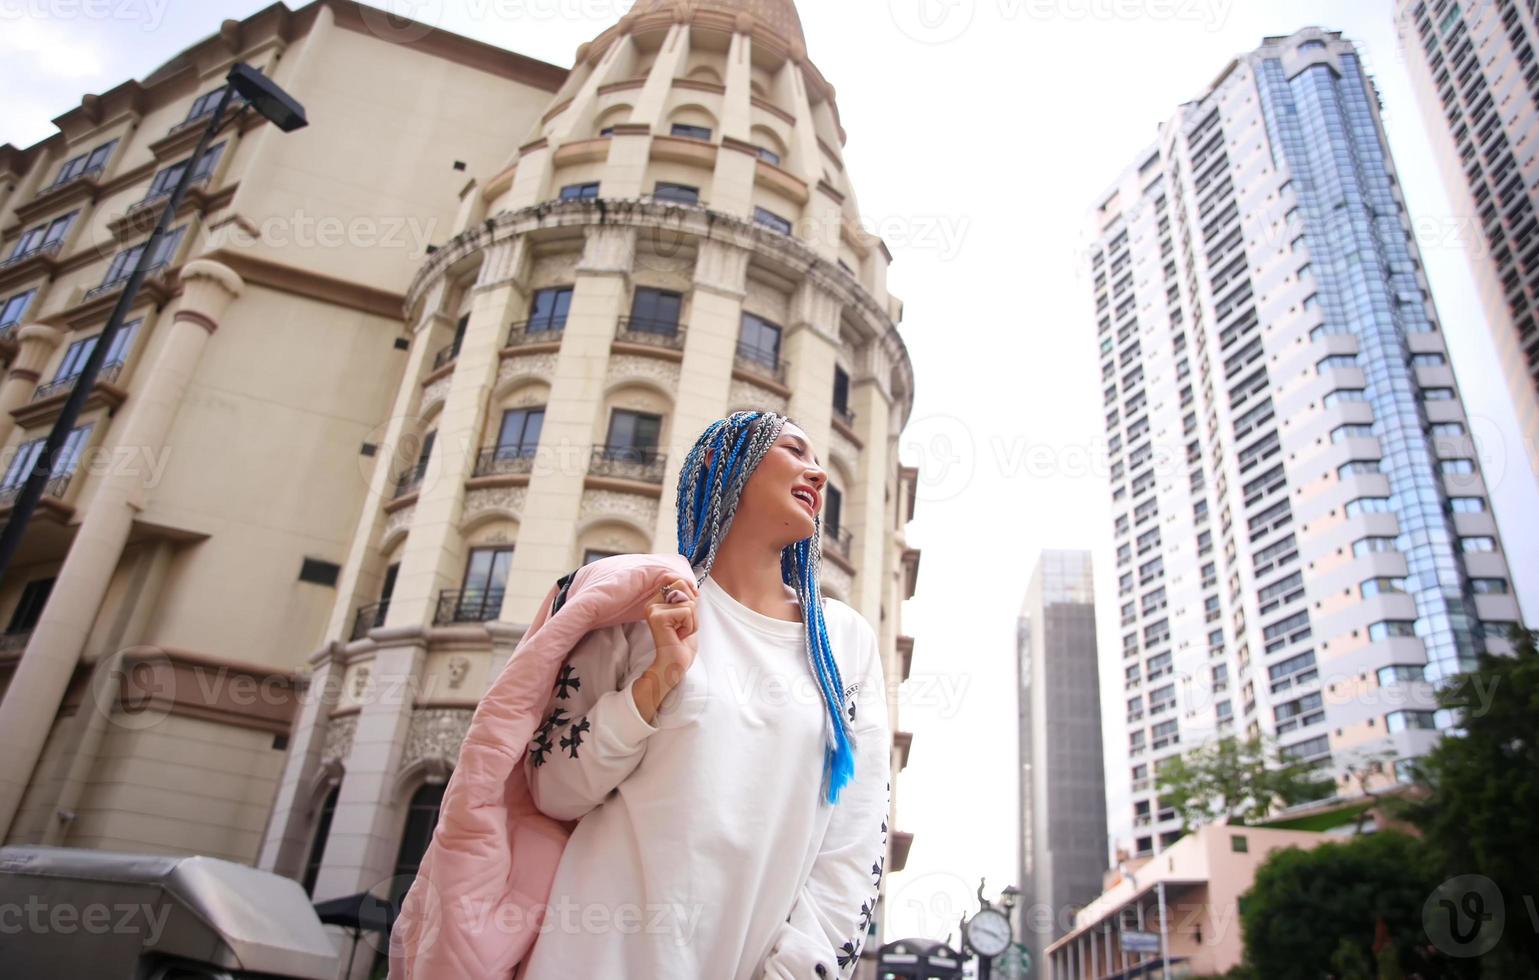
[727,421,828,547]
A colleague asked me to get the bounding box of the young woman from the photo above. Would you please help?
[518,411,892,980]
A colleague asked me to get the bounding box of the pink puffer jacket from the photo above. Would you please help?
[389,552,696,979]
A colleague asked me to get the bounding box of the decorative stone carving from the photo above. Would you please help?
[464,485,528,524]
[729,378,788,414]
[530,251,580,289]
[421,374,451,410]
[476,238,529,290]
[606,354,680,393]
[578,226,637,275]
[580,488,659,530]
[745,275,791,322]
[383,503,415,545]
[321,714,356,765]
[447,656,470,689]
[351,665,371,700]
[403,708,474,769]
[694,239,749,297]
[498,351,558,385]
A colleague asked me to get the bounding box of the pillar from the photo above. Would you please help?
[0,324,64,450]
[0,258,243,837]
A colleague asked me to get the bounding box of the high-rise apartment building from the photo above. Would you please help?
[1396,0,1539,481]
[1016,550,1108,974]
[1086,27,1523,858]
[0,1,919,973]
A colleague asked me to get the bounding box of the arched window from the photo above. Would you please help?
[301,783,340,896]
[389,782,447,903]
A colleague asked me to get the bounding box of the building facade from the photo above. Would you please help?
[0,0,919,974]
[1396,0,1539,482]
[1016,550,1108,976]
[1086,28,1523,860]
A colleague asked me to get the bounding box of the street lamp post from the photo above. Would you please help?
[0,62,305,587]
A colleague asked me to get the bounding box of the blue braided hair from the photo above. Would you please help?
[674,411,857,805]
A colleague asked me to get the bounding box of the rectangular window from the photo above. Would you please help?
[754,145,781,165]
[50,138,117,187]
[9,211,78,260]
[1460,536,1497,553]
[753,207,792,235]
[559,182,600,200]
[825,484,843,537]
[606,409,663,452]
[1385,709,1438,733]
[1,423,94,488]
[628,287,682,334]
[101,225,186,287]
[528,286,573,331]
[1449,497,1485,513]
[653,181,700,204]
[4,577,55,634]
[0,288,38,329]
[1368,620,1418,642]
[738,311,782,369]
[833,366,851,416]
[496,407,545,456]
[146,142,225,200]
[670,123,713,140]
[1377,664,1426,686]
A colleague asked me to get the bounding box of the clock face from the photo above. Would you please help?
[967,908,1011,957]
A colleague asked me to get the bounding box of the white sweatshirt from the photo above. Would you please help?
[517,574,892,980]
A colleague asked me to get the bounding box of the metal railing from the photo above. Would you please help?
[351,601,389,640]
[0,474,70,508]
[615,317,684,350]
[83,260,170,303]
[507,317,566,347]
[435,588,504,625]
[823,524,854,560]
[32,360,124,402]
[473,444,537,478]
[43,163,105,193]
[132,173,212,213]
[394,460,429,498]
[833,404,857,428]
[734,342,788,384]
[589,445,666,484]
[0,239,64,271]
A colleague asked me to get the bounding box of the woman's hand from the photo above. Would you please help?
[631,577,700,723]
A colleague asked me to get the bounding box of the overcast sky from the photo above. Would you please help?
[7,0,1537,956]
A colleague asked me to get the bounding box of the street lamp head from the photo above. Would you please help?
[226,62,307,132]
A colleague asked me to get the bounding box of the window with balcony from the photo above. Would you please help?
[439,546,512,623]
[832,365,853,426]
[184,84,247,126]
[98,225,187,290]
[737,312,783,377]
[625,287,682,337]
[36,321,140,400]
[559,182,600,200]
[394,429,436,498]
[48,138,117,188]
[0,288,38,332]
[527,286,573,333]
[477,407,544,477]
[7,211,77,263]
[143,143,226,204]
[0,423,94,504]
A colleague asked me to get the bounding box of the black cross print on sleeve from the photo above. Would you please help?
[560,718,591,759]
[555,664,581,700]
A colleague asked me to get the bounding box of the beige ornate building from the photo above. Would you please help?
[0,0,919,974]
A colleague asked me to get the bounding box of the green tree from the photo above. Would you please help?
[1155,735,1333,831]
[1398,627,1539,973]
[1239,832,1453,980]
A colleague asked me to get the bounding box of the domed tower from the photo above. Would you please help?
[262,0,918,970]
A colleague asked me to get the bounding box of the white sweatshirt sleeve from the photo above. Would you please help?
[759,619,893,979]
[525,623,661,822]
